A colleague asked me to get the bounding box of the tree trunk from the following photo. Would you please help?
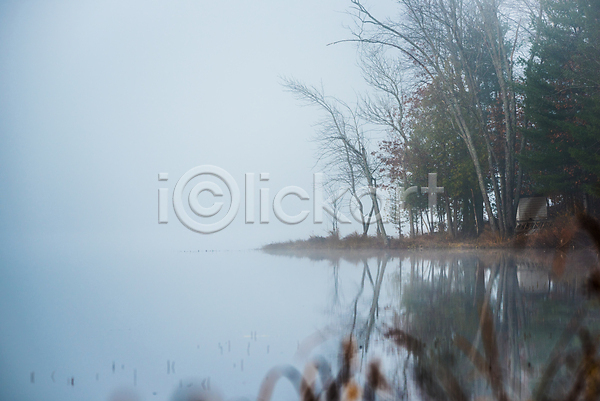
[445,193,455,237]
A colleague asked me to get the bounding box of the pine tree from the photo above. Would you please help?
[524,0,600,199]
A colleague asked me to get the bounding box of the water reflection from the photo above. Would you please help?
[269,249,600,400]
[400,251,600,400]
[12,247,600,400]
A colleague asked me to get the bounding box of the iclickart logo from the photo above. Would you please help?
[157,165,443,234]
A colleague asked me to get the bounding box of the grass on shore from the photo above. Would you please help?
[262,216,597,252]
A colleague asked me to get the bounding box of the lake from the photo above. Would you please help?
[1,246,598,401]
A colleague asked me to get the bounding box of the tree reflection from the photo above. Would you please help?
[352,256,389,356]
[264,247,600,400]
[392,251,599,400]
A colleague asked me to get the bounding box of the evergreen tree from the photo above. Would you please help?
[524,0,600,199]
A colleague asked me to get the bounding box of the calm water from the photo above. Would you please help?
[1,246,598,400]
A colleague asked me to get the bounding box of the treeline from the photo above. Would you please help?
[287,0,600,239]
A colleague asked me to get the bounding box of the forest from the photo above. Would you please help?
[285,0,600,241]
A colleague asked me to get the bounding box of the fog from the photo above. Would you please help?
[0,1,400,400]
[2,2,596,400]
[0,0,398,255]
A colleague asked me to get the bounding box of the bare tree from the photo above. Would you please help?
[358,47,413,238]
[342,0,537,237]
[359,47,408,142]
[324,180,343,235]
[282,78,388,240]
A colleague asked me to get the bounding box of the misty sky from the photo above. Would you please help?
[0,3,403,400]
[0,0,399,252]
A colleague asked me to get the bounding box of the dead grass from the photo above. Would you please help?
[263,216,600,252]
[262,230,512,252]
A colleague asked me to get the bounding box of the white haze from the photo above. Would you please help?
[0,1,399,400]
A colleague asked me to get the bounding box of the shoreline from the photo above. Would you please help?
[262,219,597,252]
[262,234,521,252]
